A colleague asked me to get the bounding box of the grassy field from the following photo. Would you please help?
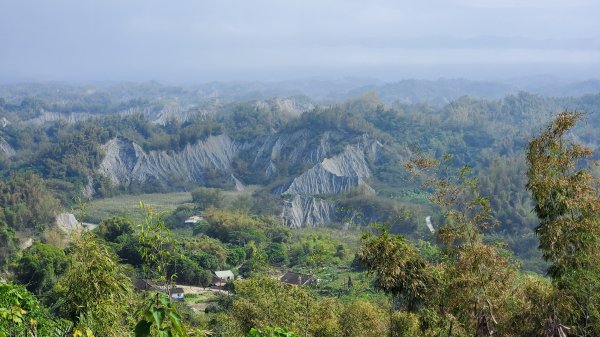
[183,290,221,312]
[85,192,194,223]
[84,186,261,223]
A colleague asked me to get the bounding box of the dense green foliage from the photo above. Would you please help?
[192,188,225,210]
[135,293,187,337]
[0,224,17,266]
[247,326,298,337]
[0,282,70,337]
[55,233,135,336]
[14,242,68,296]
[97,216,135,242]
[0,172,59,232]
[0,172,60,265]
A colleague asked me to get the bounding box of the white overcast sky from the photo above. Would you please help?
[1,0,599,82]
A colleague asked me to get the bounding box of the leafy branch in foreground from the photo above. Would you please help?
[135,202,205,337]
[0,281,71,337]
[134,293,186,337]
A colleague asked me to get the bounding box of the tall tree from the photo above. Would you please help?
[527,111,600,336]
[55,232,134,337]
[527,111,600,277]
[405,154,518,336]
[358,227,433,312]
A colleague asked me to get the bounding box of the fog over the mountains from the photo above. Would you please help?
[1,0,599,82]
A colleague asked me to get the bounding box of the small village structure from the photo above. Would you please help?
[133,278,158,292]
[212,270,234,287]
[171,287,185,300]
[184,216,204,225]
[133,279,186,301]
[279,271,316,286]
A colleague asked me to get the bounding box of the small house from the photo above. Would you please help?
[134,279,160,292]
[171,287,185,301]
[212,270,234,286]
[185,216,204,225]
[280,272,316,286]
[134,279,184,300]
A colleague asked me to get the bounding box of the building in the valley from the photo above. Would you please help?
[171,287,185,300]
[184,216,204,225]
[133,279,185,300]
[212,270,234,286]
[279,271,316,286]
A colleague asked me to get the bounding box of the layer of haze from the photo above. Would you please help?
[1,0,599,83]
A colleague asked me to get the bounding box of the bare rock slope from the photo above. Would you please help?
[281,195,336,228]
[99,134,245,190]
[95,132,383,228]
[0,137,15,157]
[279,146,373,196]
[276,141,380,228]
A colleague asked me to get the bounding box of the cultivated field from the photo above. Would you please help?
[85,192,194,223]
[84,187,260,223]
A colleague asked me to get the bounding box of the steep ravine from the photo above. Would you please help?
[278,146,373,196]
[275,142,380,227]
[94,132,383,228]
[0,137,15,157]
[98,134,245,190]
[281,195,336,228]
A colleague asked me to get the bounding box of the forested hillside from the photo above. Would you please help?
[1,82,600,336]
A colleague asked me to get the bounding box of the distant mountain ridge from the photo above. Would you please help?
[2,78,599,108]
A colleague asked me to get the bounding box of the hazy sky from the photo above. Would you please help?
[1,0,599,82]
